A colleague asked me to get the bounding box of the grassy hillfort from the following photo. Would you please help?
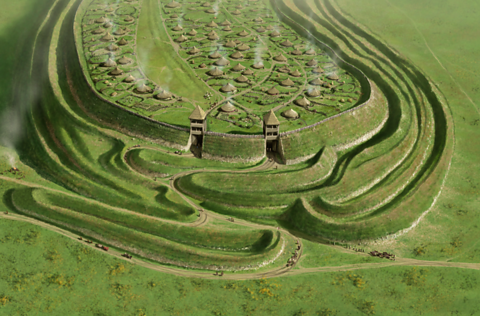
[1,0,480,314]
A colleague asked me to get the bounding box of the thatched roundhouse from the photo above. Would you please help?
[230,52,244,59]
[295,96,311,107]
[237,30,249,37]
[270,30,280,37]
[278,65,291,73]
[291,49,302,55]
[188,46,200,54]
[113,28,127,36]
[254,17,263,23]
[224,40,236,48]
[118,56,132,65]
[215,57,231,66]
[166,1,181,8]
[172,24,183,31]
[118,38,128,45]
[280,40,293,47]
[327,73,340,80]
[209,50,222,59]
[274,54,287,62]
[305,48,316,55]
[252,62,264,69]
[223,26,232,32]
[307,88,321,97]
[310,78,324,85]
[124,16,134,22]
[290,69,301,77]
[135,84,152,94]
[206,21,218,28]
[220,20,232,26]
[281,78,295,87]
[232,9,242,15]
[188,29,197,36]
[232,63,246,71]
[95,16,107,24]
[205,8,216,14]
[207,67,224,76]
[109,67,124,76]
[124,75,135,83]
[220,83,237,93]
[267,86,280,95]
[312,66,325,74]
[235,75,249,83]
[107,43,119,51]
[236,43,250,51]
[282,108,299,119]
[306,59,318,66]
[220,101,236,112]
[175,35,188,42]
[155,90,173,100]
[243,69,254,75]
[102,58,117,67]
[92,27,105,35]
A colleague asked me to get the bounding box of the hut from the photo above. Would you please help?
[243,69,254,75]
[232,63,246,71]
[92,27,105,35]
[188,46,200,54]
[230,52,244,60]
[224,40,236,48]
[254,17,263,23]
[188,29,197,36]
[135,84,151,94]
[290,69,301,77]
[278,65,291,73]
[205,8,216,14]
[252,62,264,69]
[235,75,249,83]
[175,35,188,42]
[267,86,279,95]
[280,40,293,47]
[155,90,173,100]
[327,73,339,80]
[118,38,128,45]
[113,28,127,36]
[291,49,302,56]
[166,1,181,8]
[109,67,123,76]
[295,96,311,107]
[102,58,117,67]
[208,34,220,40]
[201,1,211,7]
[209,50,222,59]
[215,57,230,66]
[220,20,232,26]
[170,14,178,18]
[124,16,134,22]
[310,78,324,85]
[207,67,224,76]
[118,56,132,65]
[312,66,324,74]
[282,108,299,119]
[232,9,242,15]
[270,30,280,37]
[95,16,107,24]
[223,26,232,32]
[274,54,287,62]
[306,59,318,66]
[220,83,237,93]
[206,21,218,28]
[266,25,274,30]
[107,43,119,51]
[207,30,217,36]
[305,48,316,55]
[256,26,266,33]
[104,22,113,28]
[172,24,183,31]
[124,75,136,83]
[199,63,207,68]
[323,82,332,88]
[236,4,243,9]
[236,43,250,51]
[237,30,249,37]
[307,88,321,97]
[220,101,236,112]
[281,78,295,87]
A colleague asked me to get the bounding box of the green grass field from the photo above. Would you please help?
[0,0,480,314]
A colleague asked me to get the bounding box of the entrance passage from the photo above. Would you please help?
[266,140,277,152]
[190,135,203,158]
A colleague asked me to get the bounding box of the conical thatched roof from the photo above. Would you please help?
[323,82,332,88]
[252,62,264,69]
[107,43,119,51]
[305,48,316,55]
[109,67,124,75]
[237,30,249,37]
[188,46,200,54]
[104,22,113,28]
[118,56,132,64]
[202,1,211,7]
[124,75,136,83]
[220,83,237,92]
[135,83,151,93]
[207,30,217,36]
[243,69,254,75]
[223,26,232,31]
[199,63,207,68]
[206,21,218,27]
[155,90,173,100]
[236,43,250,51]
[270,30,280,37]
[220,20,232,26]
[327,73,339,80]
[92,27,105,35]
[312,66,324,74]
[220,101,236,112]
[281,78,295,86]
[205,8,216,14]
[207,67,224,76]
[278,65,291,73]
[274,54,287,62]
[124,16,134,22]
[235,75,248,83]
[291,49,302,55]
[170,14,178,18]
[283,108,299,118]
[232,63,246,71]
[266,25,274,30]
[267,86,279,95]
[209,50,222,59]
[172,24,183,31]
[290,69,302,77]
[295,96,311,106]
[232,9,242,15]
[230,52,244,59]
[208,34,220,40]
[175,35,188,42]
[306,59,318,66]
[166,1,181,8]
[263,110,280,125]
[189,105,207,120]
[118,38,128,45]
[95,16,107,24]
[280,40,293,47]
[188,29,197,36]
[254,17,263,23]
[235,4,243,9]
[307,88,321,97]
[224,40,236,48]
[102,58,117,67]
[256,26,266,33]
[310,78,324,85]
[113,28,127,36]
[215,57,230,66]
